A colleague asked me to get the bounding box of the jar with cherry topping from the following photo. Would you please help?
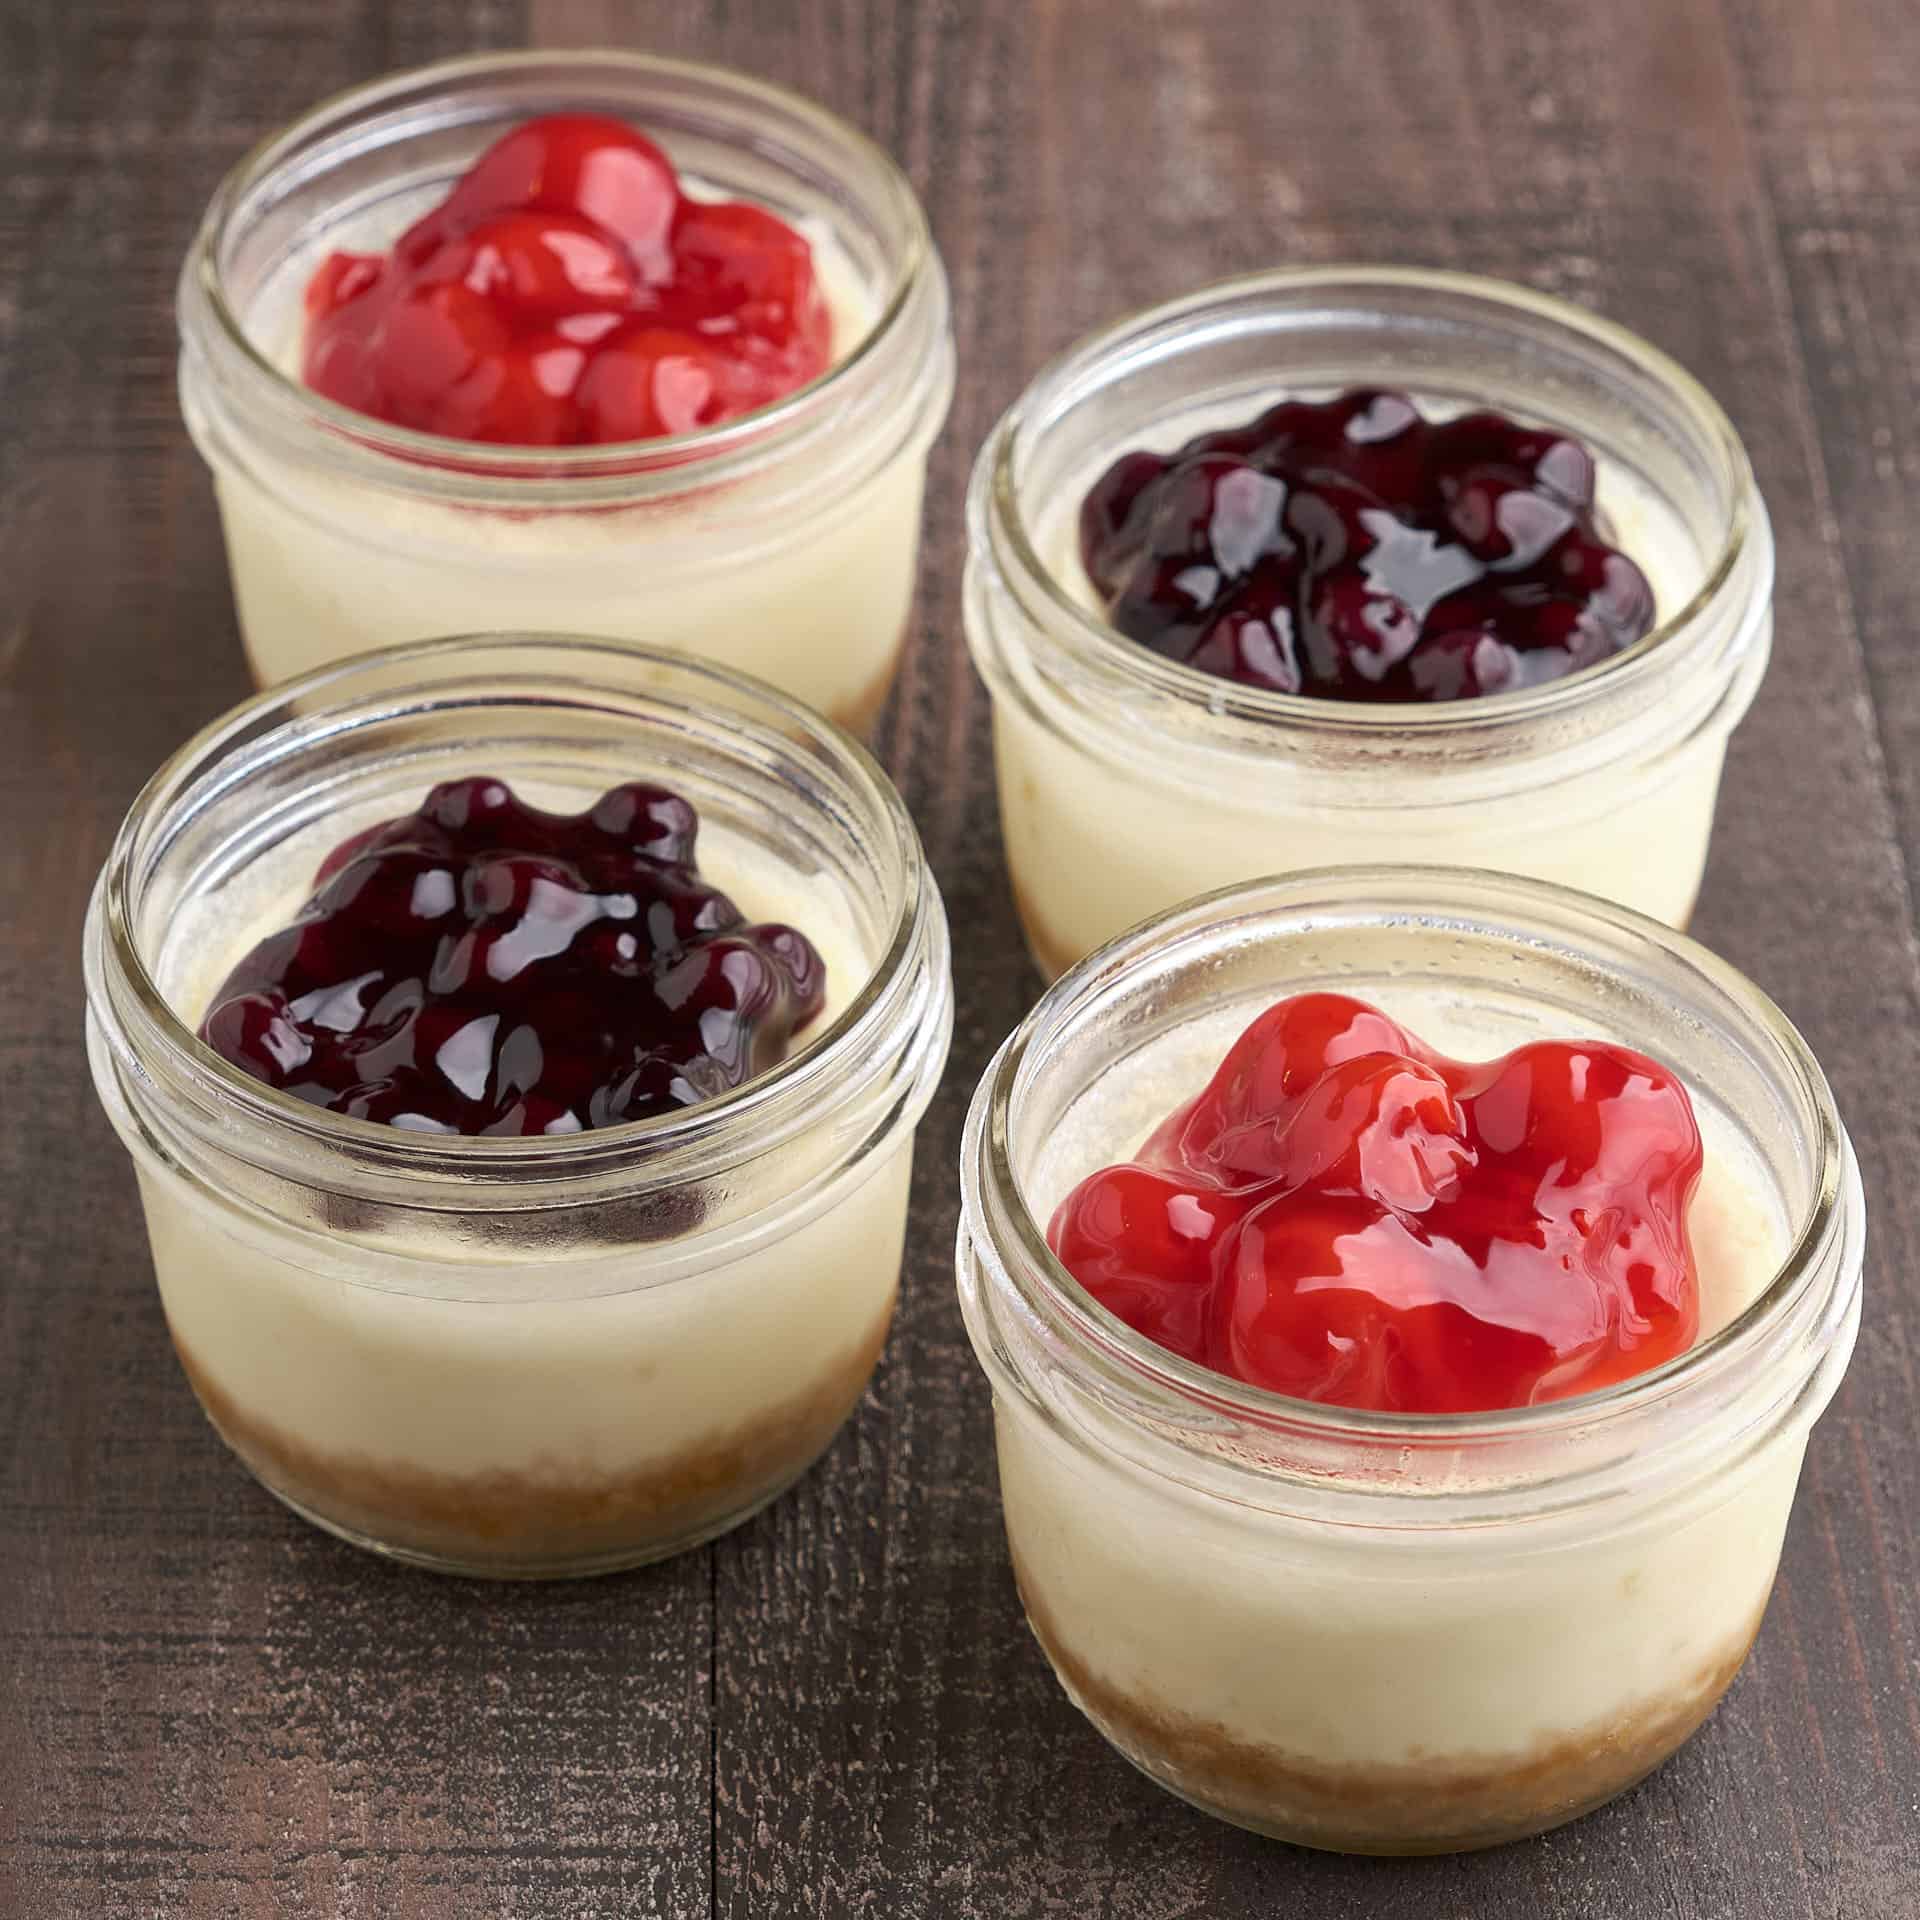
[956,868,1862,1853]
[964,268,1774,978]
[84,636,952,1578]
[177,52,954,730]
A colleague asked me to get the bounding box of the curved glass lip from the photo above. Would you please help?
[984,265,1761,736]
[187,49,932,486]
[96,634,929,1184]
[977,864,1849,1442]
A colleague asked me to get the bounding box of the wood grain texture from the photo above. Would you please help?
[2,0,1915,1915]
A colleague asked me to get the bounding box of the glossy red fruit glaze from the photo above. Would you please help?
[399,115,680,273]
[1049,1168,1253,1365]
[199,777,826,1137]
[1046,993,1703,1414]
[1079,389,1655,703]
[302,114,832,446]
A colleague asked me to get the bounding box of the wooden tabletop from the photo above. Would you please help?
[5,1,1918,1914]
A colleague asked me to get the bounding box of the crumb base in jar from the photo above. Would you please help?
[135,1134,914,1578]
[1011,1550,1764,1854]
[173,1293,894,1578]
[831,619,910,737]
[1008,873,1086,985]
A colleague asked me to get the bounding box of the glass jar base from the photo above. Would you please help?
[1016,1565,1763,1855]
[247,1461,820,1581]
[832,618,910,740]
[1009,875,1081,984]
[171,1297,894,1580]
[1096,1737,1670,1857]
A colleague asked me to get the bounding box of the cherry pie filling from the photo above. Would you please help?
[302,113,834,446]
[1048,992,1703,1414]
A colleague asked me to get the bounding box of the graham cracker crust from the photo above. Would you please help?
[1013,1552,1764,1854]
[174,1296,894,1576]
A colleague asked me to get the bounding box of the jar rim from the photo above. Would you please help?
[966,865,1853,1447]
[977,265,1763,739]
[88,634,939,1195]
[183,48,935,493]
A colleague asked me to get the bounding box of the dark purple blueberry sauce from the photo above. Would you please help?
[1079,389,1655,701]
[199,777,826,1135]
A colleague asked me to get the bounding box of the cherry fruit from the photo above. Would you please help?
[1048,992,1703,1414]
[304,114,831,446]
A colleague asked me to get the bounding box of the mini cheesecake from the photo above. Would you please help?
[224,180,919,726]
[141,776,905,1574]
[957,873,1859,1856]
[180,61,955,723]
[964,272,1774,979]
[1001,987,1789,1850]
[1008,390,1715,976]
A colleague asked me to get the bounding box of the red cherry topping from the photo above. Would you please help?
[397,115,680,275]
[303,114,833,445]
[576,326,731,440]
[1047,993,1703,1414]
[199,777,826,1136]
[1080,390,1655,703]
[1049,1166,1252,1365]
[442,210,642,316]
[668,199,832,363]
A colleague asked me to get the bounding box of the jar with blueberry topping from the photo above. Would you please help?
[963,268,1774,978]
[84,636,952,1577]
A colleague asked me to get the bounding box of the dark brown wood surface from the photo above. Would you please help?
[3,1,1917,1914]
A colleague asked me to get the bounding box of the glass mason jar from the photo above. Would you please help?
[84,636,952,1579]
[964,268,1775,978]
[957,869,1862,1853]
[177,51,955,730]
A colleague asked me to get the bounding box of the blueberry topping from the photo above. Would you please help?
[200,777,826,1135]
[1080,389,1654,701]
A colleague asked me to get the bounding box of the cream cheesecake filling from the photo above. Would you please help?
[995,988,1796,1846]
[140,803,909,1572]
[199,188,930,722]
[995,425,1723,977]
